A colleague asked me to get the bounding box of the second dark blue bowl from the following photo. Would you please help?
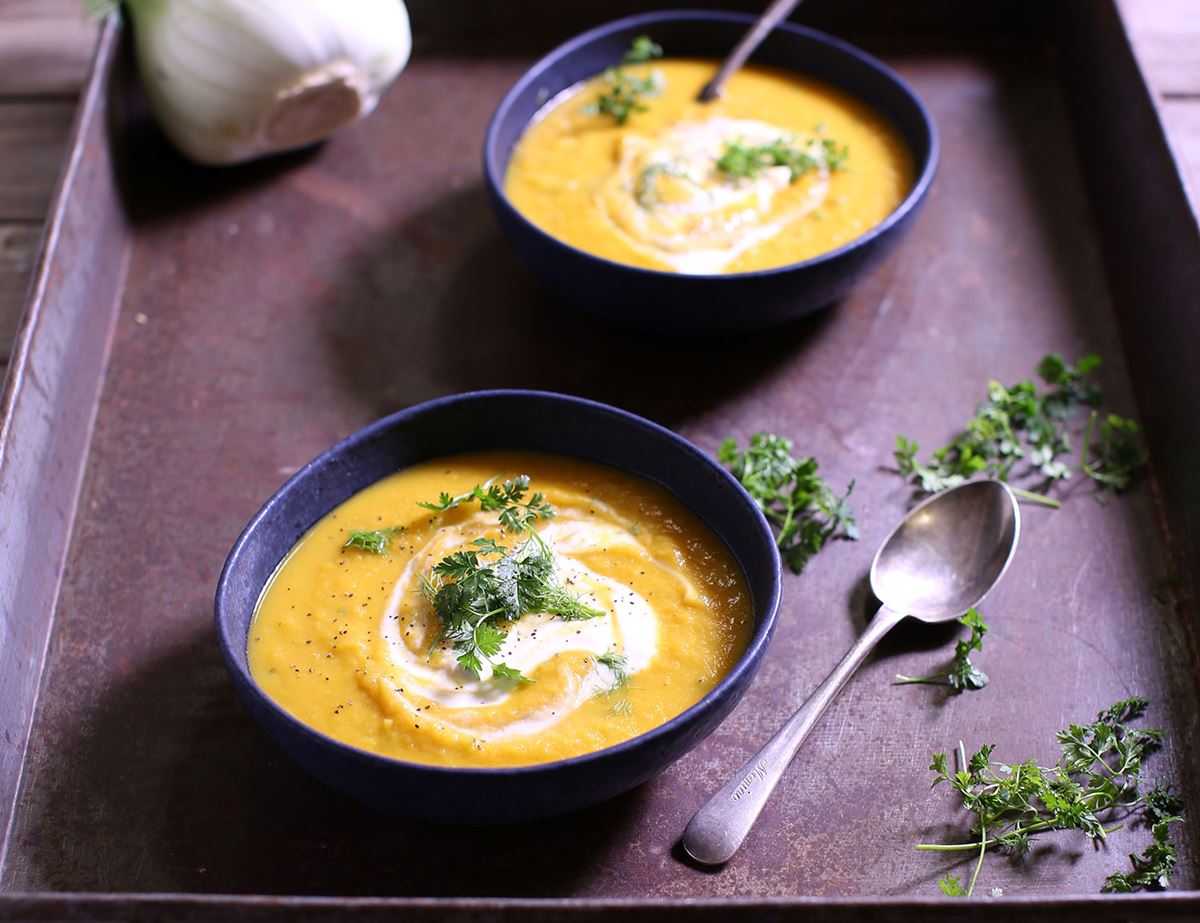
[215,391,782,823]
[484,10,938,333]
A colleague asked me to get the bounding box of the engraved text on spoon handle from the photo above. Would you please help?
[682,605,905,865]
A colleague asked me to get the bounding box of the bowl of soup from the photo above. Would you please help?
[215,390,782,822]
[484,11,937,332]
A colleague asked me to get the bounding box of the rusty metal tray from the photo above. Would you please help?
[2,0,1199,919]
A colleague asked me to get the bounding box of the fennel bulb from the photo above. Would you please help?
[124,0,412,165]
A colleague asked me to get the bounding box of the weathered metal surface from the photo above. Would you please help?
[3,894,1200,923]
[0,20,126,876]
[1,0,1199,918]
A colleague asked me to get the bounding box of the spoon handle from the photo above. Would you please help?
[681,604,906,865]
[698,0,806,102]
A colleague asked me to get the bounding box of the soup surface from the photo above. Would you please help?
[249,451,754,768]
[505,58,913,274]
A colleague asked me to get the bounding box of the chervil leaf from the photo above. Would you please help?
[938,874,968,897]
[491,662,533,685]
[896,608,990,692]
[342,526,404,554]
[423,525,603,680]
[894,353,1145,505]
[432,550,481,580]
[717,135,848,182]
[1143,780,1185,824]
[1082,412,1148,492]
[472,621,506,660]
[416,492,457,512]
[419,474,555,534]
[584,36,665,125]
[623,35,662,64]
[719,433,857,575]
[456,648,483,678]
[918,699,1183,898]
[1104,816,1182,892]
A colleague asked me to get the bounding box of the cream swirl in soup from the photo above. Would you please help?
[249,451,753,768]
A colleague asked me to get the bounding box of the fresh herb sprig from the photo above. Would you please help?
[919,697,1184,897]
[717,136,848,182]
[1104,814,1183,892]
[587,35,664,125]
[719,433,858,574]
[623,35,662,64]
[343,526,404,554]
[895,354,1147,506]
[597,651,631,688]
[595,651,634,716]
[418,474,553,534]
[895,608,989,692]
[1082,411,1148,492]
[422,532,603,681]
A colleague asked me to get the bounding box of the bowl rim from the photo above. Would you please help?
[214,388,783,778]
[482,9,940,282]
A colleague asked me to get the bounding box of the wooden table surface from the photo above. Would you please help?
[0,0,1196,382]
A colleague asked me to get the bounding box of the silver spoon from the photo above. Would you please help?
[682,479,1021,866]
[698,0,807,102]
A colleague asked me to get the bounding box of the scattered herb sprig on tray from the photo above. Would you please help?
[343,526,404,554]
[1104,812,1183,892]
[717,135,848,182]
[719,433,858,574]
[919,697,1184,897]
[585,35,664,125]
[895,608,989,692]
[894,354,1147,506]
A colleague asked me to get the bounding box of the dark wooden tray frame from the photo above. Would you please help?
[1,0,1199,919]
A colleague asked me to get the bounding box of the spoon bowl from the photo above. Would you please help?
[871,480,1020,621]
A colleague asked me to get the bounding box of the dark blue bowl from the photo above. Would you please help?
[215,391,782,822]
[483,10,938,333]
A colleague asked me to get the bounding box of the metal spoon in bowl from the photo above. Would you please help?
[698,0,807,102]
[682,479,1021,866]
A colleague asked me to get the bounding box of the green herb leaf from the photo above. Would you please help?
[423,527,603,679]
[1103,816,1182,892]
[418,474,554,534]
[895,353,1146,504]
[342,526,404,554]
[490,662,534,685]
[917,699,1183,897]
[717,136,848,182]
[719,433,857,574]
[1081,411,1148,492]
[586,36,665,125]
[623,35,663,64]
[895,608,990,692]
[938,874,968,897]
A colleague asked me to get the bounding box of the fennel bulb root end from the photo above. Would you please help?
[127,0,411,166]
[266,61,368,149]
